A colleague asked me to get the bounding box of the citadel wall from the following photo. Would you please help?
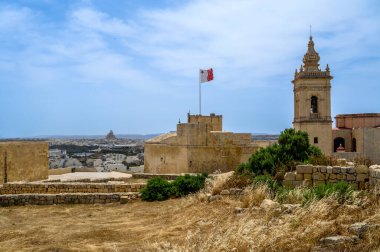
[0,142,48,184]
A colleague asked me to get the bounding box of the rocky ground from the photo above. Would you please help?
[1,174,380,251]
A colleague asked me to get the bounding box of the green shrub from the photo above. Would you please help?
[172,174,207,197]
[238,128,323,176]
[141,174,208,201]
[140,177,173,201]
[302,182,354,205]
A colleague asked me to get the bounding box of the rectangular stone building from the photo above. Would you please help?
[0,141,49,184]
[144,113,258,174]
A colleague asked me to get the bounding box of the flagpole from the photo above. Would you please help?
[199,70,201,115]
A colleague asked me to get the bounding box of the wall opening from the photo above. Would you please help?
[311,96,318,113]
[334,137,345,152]
[314,137,318,144]
[352,138,357,152]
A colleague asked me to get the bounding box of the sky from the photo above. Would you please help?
[0,0,380,138]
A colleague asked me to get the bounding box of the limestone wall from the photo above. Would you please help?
[0,142,48,184]
[0,193,139,207]
[284,164,380,189]
[144,143,257,174]
[0,182,146,194]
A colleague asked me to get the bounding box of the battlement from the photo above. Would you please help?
[187,113,222,131]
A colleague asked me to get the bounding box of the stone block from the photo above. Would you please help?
[313,172,324,181]
[296,165,313,174]
[329,174,337,180]
[295,173,304,181]
[356,165,369,174]
[346,166,356,174]
[284,172,296,181]
[337,174,345,180]
[357,174,368,182]
[346,174,356,181]
[319,166,327,173]
[304,174,312,180]
[327,166,333,174]
[340,167,348,174]
[332,166,341,174]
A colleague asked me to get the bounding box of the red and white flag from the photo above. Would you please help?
[199,68,213,83]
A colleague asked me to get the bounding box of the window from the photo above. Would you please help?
[311,96,318,113]
[352,138,357,152]
[334,137,345,152]
[314,137,318,144]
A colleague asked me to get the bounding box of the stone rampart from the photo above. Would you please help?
[0,193,139,207]
[0,182,146,195]
[284,164,380,189]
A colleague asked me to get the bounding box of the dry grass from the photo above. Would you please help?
[1,189,380,251]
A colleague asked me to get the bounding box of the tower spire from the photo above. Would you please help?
[310,24,312,38]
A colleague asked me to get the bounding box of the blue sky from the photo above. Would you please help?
[1,0,380,138]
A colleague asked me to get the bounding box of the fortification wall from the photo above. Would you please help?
[0,193,139,207]
[186,145,257,173]
[284,164,380,189]
[0,182,146,194]
[0,142,48,184]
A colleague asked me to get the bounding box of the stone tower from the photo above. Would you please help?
[292,36,333,155]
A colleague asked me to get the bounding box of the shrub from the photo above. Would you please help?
[172,174,207,197]
[141,174,208,201]
[140,177,173,201]
[238,128,322,176]
[302,182,354,205]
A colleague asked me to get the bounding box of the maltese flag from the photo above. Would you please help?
[199,68,214,83]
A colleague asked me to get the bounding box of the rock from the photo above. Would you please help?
[208,195,222,202]
[229,188,243,195]
[318,235,357,246]
[119,196,129,204]
[220,189,230,195]
[282,204,301,214]
[332,166,341,174]
[234,207,246,214]
[296,165,313,174]
[284,172,295,181]
[348,222,380,238]
[356,165,369,174]
[346,166,356,174]
[356,174,368,182]
[260,199,280,211]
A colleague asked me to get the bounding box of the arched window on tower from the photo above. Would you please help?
[311,96,318,113]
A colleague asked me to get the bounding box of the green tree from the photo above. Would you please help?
[239,128,322,176]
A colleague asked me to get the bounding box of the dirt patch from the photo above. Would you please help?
[1,193,380,251]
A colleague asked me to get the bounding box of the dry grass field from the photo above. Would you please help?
[1,187,380,252]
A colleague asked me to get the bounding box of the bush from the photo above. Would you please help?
[140,177,173,201]
[141,174,208,201]
[172,174,207,197]
[238,128,322,176]
[302,182,354,205]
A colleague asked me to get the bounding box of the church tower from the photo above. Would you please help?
[292,36,333,155]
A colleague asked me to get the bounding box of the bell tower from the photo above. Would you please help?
[292,36,333,155]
